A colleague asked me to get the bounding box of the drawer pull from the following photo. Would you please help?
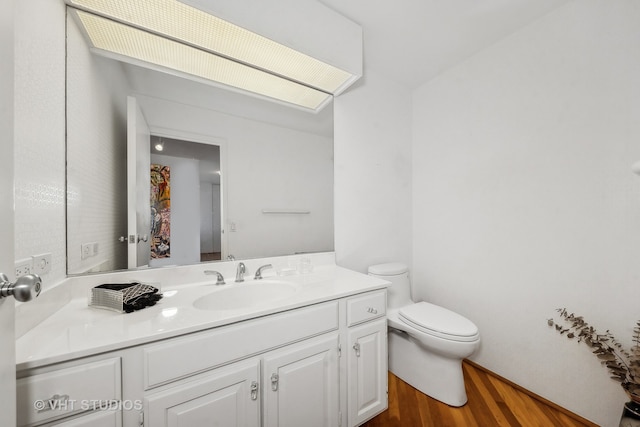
[271,373,279,391]
[37,394,70,413]
[250,381,259,400]
[367,307,378,314]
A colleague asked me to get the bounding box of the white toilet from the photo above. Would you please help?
[368,262,480,407]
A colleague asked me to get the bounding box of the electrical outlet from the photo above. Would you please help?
[81,243,92,260]
[32,253,52,275]
[15,258,33,277]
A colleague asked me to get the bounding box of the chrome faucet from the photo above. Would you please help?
[204,270,225,285]
[254,264,273,280]
[235,262,246,282]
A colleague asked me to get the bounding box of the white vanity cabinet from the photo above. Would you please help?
[140,300,341,427]
[345,291,388,427]
[17,287,388,427]
[142,332,340,427]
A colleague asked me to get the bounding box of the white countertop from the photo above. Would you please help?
[16,260,389,371]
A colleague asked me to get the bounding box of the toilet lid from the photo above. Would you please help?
[399,302,479,342]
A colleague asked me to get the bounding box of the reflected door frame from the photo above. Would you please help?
[149,126,228,261]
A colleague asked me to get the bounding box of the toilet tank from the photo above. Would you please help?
[368,262,412,309]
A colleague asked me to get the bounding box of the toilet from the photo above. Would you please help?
[368,262,480,407]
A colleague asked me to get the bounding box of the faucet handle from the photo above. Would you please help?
[254,264,273,280]
[204,270,225,285]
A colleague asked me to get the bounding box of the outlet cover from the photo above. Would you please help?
[32,253,52,275]
[15,258,33,277]
[81,243,92,260]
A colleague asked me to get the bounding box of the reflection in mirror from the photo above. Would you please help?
[148,136,222,268]
[65,8,334,276]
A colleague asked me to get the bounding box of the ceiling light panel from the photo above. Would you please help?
[75,11,331,110]
[66,0,354,94]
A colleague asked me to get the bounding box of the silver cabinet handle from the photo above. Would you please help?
[271,373,279,391]
[118,236,127,243]
[137,234,148,243]
[367,307,378,314]
[250,381,259,400]
[0,273,41,302]
[35,394,70,413]
[353,342,361,357]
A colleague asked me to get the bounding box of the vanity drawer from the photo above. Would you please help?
[144,300,339,388]
[347,290,386,326]
[17,358,121,427]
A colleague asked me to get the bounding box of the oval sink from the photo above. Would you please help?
[193,280,298,311]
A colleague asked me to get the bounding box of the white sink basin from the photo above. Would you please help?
[193,280,298,311]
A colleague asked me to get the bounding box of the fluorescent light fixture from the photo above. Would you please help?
[66,0,357,111]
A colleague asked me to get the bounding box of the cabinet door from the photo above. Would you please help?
[145,360,260,427]
[263,334,340,427]
[348,319,388,427]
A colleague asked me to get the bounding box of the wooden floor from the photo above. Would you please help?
[361,362,599,427]
[200,252,221,261]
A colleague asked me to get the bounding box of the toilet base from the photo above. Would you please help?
[388,328,468,407]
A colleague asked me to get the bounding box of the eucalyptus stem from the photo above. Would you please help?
[549,308,640,396]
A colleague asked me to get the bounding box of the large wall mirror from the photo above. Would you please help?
[65,9,334,275]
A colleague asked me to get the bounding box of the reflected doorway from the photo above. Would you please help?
[149,135,223,266]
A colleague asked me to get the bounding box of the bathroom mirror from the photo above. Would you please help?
[65,9,334,275]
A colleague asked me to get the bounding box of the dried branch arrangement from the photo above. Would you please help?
[548,308,640,399]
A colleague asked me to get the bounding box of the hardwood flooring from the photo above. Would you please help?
[200,252,221,261]
[361,361,599,427]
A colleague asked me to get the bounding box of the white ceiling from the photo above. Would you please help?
[319,0,571,89]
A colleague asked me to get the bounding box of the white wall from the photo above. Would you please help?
[1,2,17,422]
[334,71,413,274]
[201,183,222,254]
[412,1,640,425]
[138,96,334,260]
[66,13,130,274]
[200,184,216,254]
[149,154,201,267]
[14,0,66,285]
[212,184,222,252]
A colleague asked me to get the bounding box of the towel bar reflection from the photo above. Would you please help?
[261,209,310,214]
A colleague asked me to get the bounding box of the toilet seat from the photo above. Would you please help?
[399,302,479,342]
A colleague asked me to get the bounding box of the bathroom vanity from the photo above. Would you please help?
[15,255,389,427]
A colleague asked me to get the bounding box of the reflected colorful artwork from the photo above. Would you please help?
[150,164,170,258]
